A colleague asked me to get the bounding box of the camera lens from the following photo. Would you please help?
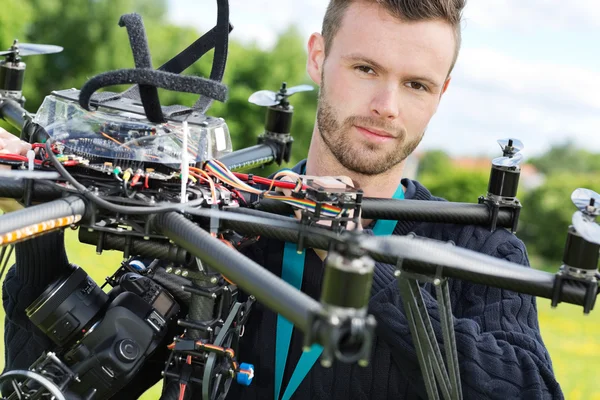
[26,266,109,348]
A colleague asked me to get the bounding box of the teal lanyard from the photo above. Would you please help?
[275,182,405,400]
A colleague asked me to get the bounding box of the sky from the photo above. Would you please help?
[167,0,600,159]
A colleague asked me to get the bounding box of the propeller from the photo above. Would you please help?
[571,188,600,216]
[492,138,524,167]
[248,82,313,107]
[570,188,600,245]
[0,40,63,57]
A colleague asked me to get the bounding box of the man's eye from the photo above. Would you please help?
[356,65,375,75]
[406,82,427,91]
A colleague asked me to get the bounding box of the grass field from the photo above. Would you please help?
[1,229,599,399]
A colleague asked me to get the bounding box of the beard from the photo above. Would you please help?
[316,81,424,176]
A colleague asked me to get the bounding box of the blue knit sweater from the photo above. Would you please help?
[2,167,562,399]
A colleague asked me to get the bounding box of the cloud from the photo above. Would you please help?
[167,0,327,49]
[422,47,600,157]
[455,47,600,111]
[463,0,600,31]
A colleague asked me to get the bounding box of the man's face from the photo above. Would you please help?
[308,2,455,176]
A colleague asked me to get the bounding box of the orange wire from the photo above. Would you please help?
[100,131,131,150]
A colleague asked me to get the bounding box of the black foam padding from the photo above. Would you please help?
[121,22,234,104]
[118,13,164,122]
[78,68,228,111]
[119,0,232,115]
[118,13,153,69]
[194,0,231,113]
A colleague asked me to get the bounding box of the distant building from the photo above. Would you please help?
[451,156,545,190]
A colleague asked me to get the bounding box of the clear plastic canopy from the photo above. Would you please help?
[33,94,233,165]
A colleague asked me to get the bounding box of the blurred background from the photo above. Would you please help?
[0,0,599,398]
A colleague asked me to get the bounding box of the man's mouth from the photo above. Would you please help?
[354,125,395,141]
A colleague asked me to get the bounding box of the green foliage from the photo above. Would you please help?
[1,2,317,171]
[528,140,600,175]
[518,172,600,263]
[418,166,490,203]
[204,25,317,175]
[416,149,452,176]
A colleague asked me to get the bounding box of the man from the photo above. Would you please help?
[228,1,562,399]
[0,1,562,400]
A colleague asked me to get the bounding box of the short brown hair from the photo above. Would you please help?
[321,0,467,74]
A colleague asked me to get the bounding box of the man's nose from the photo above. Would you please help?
[370,85,400,120]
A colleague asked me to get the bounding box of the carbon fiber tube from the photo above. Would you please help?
[77,229,194,266]
[360,235,594,308]
[224,206,298,222]
[0,195,85,236]
[360,198,513,226]
[398,260,590,307]
[0,178,64,201]
[217,144,275,171]
[220,220,593,307]
[0,97,29,130]
[154,211,322,333]
[187,258,218,340]
[254,198,514,229]
[151,267,192,306]
[222,219,330,249]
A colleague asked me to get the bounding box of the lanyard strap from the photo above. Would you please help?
[275,182,405,400]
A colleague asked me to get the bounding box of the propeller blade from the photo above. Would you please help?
[492,152,523,167]
[0,51,13,56]
[248,90,278,107]
[286,84,314,95]
[497,138,524,153]
[571,188,600,216]
[15,43,63,56]
[572,211,600,245]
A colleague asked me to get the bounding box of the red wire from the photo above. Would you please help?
[232,172,303,190]
[0,154,43,165]
[178,383,186,400]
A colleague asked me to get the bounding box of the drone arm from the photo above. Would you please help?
[0,97,29,131]
[369,237,562,399]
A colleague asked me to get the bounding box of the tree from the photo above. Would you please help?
[518,173,600,263]
[418,166,490,203]
[416,149,452,176]
[527,141,600,175]
[1,2,317,175]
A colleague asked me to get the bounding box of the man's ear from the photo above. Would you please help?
[441,76,452,97]
[306,33,325,85]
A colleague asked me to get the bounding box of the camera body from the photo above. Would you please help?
[24,266,181,399]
